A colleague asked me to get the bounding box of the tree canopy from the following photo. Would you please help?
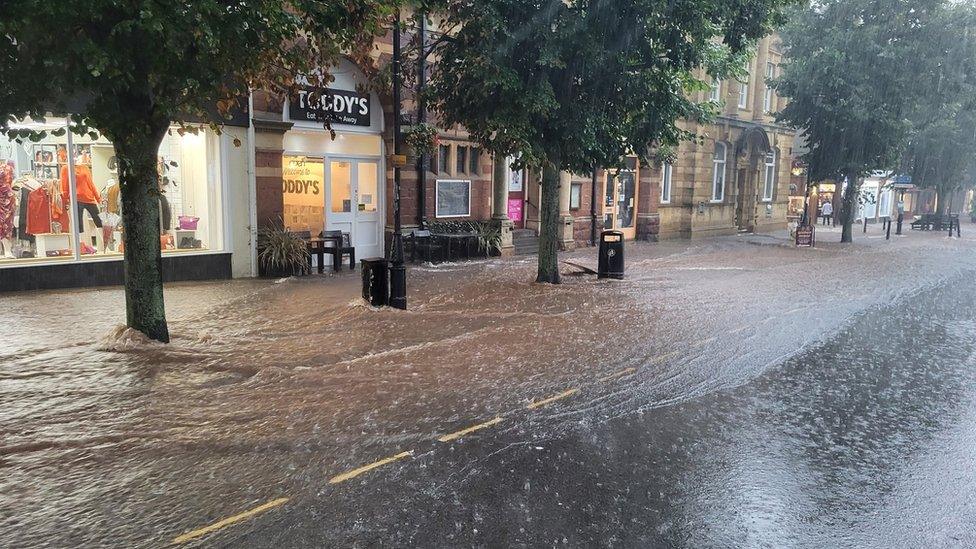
[899,2,976,211]
[774,0,952,242]
[424,0,797,282]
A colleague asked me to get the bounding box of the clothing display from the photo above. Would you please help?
[159,193,172,231]
[0,162,15,240]
[77,202,103,228]
[26,187,53,236]
[106,183,120,214]
[60,164,100,205]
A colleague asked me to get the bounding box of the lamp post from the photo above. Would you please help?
[389,9,407,310]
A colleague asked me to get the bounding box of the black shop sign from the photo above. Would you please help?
[289,87,371,126]
[795,224,816,248]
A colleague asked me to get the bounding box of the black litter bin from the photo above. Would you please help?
[361,257,390,307]
[598,230,625,280]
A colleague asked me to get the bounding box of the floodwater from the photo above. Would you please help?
[2,228,976,547]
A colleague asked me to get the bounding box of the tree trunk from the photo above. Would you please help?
[536,159,561,284]
[840,173,858,244]
[115,123,170,343]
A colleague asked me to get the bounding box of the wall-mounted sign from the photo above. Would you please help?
[508,198,523,223]
[289,87,371,126]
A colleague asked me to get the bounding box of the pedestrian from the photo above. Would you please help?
[821,201,833,225]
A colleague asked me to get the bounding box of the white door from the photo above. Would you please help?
[326,158,383,259]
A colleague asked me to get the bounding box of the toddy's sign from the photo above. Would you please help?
[289,87,371,126]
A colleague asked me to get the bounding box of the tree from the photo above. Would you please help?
[423,0,796,283]
[900,3,976,214]
[774,0,943,243]
[0,1,391,342]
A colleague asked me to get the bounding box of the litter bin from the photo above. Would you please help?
[598,230,625,280]
[361,257,390,307]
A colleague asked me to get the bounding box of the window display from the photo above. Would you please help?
[0,118,223,266]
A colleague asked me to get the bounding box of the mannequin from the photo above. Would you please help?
[0,161,16,258]
[60,159,103,231]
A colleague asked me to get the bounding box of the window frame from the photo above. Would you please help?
[738,60,750,109]
[712,143,727,202]
[709,79,722,103]
[434,178,472,218]
[570,182,582,210]
[660,162,673,204]
[762,149,777,202]
[455,145,468,175]
[468,146,480,175]
[763,62,776,113]
[437,144,450,175]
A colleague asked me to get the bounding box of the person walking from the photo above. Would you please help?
[821,201,833,226]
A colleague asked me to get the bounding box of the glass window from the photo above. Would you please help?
[282,155,325,236]
[738,61,750,109]
[469,147,480,175]
[358,162,378,213]
[763,150,777,201]
[764,62,776,113]
[438,144,450,174]
[660,163,673,204]
[0,119,222,266]
[712,143,727,202]
[709,79,722,102]
[330,160,353,213]
[456,146,468,175]
[436,179,471,218]
[570,183,582,210]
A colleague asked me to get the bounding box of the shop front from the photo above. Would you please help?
[278,62,386,260]
[0,117,248,292]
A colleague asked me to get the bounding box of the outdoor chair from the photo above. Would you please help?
[321,230,356,271]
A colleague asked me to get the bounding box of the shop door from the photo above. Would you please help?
[602,168,638,239]
[327,158,383,259]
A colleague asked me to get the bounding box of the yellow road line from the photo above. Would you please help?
[599,368,637,382]
[527,388,579,410]
[172,497,289,545]
[329,451,413,484]
[437,417,505,442]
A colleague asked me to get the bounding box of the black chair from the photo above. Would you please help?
[321,230,356,271]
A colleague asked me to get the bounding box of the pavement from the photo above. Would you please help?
[2,226,976,548]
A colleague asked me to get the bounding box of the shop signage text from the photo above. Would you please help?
[290,87,371,126]
[795,224,816,248]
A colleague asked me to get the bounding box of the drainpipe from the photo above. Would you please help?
[246,91,258,277]
[416,14,428,229]
[590,166,598,246]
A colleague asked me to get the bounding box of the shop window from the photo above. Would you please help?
[282,155,325,236]
[570,183,582,210]
[660,163,673,204]
[456,146,468,175]
[435,179,471,218]
[712,143,727,202]
[0,119,222,266]
[469,147,480,175]
[763,150,777,202]
[437,144,450,175]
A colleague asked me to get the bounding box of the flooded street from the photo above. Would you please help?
[4,229,976,547]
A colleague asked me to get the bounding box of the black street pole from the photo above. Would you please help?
[896,190,905,235]
[416,14,427,229]
[389,10,407,310]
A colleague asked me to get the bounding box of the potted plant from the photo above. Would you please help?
[257,223,310,278]
[403,122,439,162]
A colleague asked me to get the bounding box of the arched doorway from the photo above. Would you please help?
[733,126,772,233]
